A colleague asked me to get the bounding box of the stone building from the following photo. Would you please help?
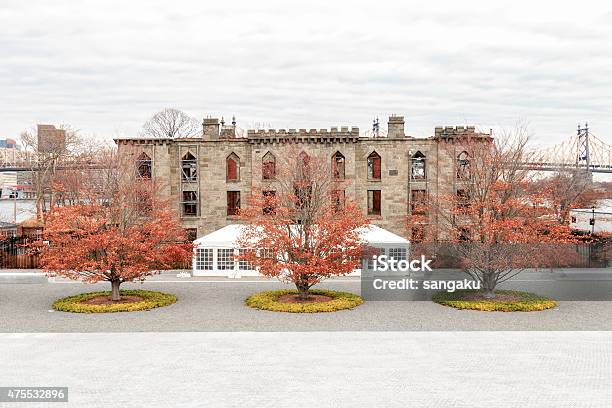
[37,124,66,154]
[115,115,491,240]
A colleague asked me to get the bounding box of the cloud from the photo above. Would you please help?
[0,0,610,147]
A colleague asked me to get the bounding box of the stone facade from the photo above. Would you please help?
[115,116,491,239]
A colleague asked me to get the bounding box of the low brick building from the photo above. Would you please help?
[115,115,491,240]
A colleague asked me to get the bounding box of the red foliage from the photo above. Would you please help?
[407,131,579,296]
[39,179,192,299]
[236,151,368,298]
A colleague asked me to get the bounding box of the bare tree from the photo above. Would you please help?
[19,124,88,220]
[140,108,201,138]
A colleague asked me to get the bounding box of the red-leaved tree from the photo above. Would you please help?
[39,162,192,301]
[237,149,368,299]
[408,128,578,298]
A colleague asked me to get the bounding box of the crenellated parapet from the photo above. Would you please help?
[434,126,491,139]
[247,126,360,143]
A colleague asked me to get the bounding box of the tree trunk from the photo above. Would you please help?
[482,271,496,299]
[295,282,310,300]
[111,280,121,301]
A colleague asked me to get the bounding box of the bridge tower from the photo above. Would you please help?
[576,123,593,182]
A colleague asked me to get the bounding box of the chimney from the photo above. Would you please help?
[202,117,220,140]
[388,115,405,138]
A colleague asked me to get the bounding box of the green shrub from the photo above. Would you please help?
[432,289,556,312]
[52,290,177,313]
[246,289,364,313]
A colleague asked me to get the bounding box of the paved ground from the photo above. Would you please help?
[1,331,611,408]
[2,277,612,331]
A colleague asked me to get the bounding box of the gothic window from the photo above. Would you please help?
[411,151,426,180]
[457,151,470,179]
[331,189,345,213]
[136,152,152,178]
[182,191,198,216]
[367,190,381,215]
[262,152,276,180]
[185,228,198,242]
[262,190,276,215]
[294,183,312,210]
[227,191,240,215]
[181,152,197,181]
[297,151,310,180]
[411,225,425,243]
[332,151,345,180]
[227,153,240,181]
[411,189,427,214]
[367,151,381,180]
[456,189,470,210]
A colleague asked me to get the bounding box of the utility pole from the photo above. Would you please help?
[13,189,17,225]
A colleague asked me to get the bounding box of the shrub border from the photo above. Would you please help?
[52,290,177,313]
[432,289,556,312]
[245,289,364,313]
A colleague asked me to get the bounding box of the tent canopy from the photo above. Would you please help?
[193,224,409,248]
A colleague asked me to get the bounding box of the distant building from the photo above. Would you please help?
[0,221,17,238]
[37,124,66,154]
[570,199,612,234]
[0,139,19,149]
[0,172,17,189]
[1,185,35,200]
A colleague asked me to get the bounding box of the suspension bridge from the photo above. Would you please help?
[523,124,612,174]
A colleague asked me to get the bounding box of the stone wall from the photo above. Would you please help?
[115,118,490,239]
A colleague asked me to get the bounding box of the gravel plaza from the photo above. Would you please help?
[1,331,611,408]
[1,269,612,332]
[2,270,612,407]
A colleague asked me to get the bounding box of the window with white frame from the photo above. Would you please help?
[260,248,275,260]
[195,248,213,270]
[388,247,407,262]
[218,248,235,270]
[366,247,384,270]
[238,249,255,270]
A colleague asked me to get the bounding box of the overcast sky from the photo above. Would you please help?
[1,0,611,147]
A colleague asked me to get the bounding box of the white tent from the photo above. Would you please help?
[192,224,410,278]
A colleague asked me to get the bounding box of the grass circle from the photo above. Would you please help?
[432,289,556,312]
[246,289,364,313]
[52,290,177,313]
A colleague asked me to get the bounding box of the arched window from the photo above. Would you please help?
[181,152,197,181]
[367,151,381,180]
[227,153,240,181]
[411,151,426,180]
[136,152,152,178]
[297,151,310,180]
[332,151,345,180]
[331,189,345,212]
[262,152,276,180]
[457,151,470,179]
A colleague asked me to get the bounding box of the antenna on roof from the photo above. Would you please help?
[220,116,225,126]
[231,115,236,127]
[372,117,380,138]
